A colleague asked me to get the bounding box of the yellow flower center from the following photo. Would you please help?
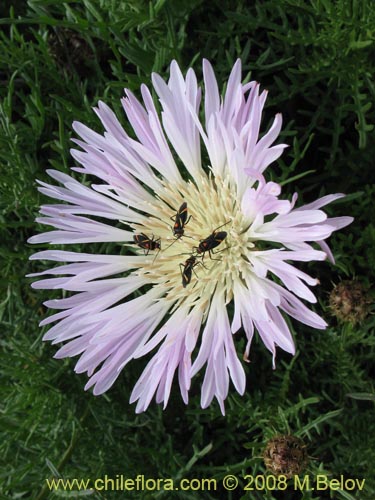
[130,173,255,311]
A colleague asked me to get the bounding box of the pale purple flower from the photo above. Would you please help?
[28,60,353,414]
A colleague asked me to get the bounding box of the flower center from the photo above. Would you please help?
[130,173,255,309]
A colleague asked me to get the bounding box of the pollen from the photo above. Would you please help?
[129,172,251,309]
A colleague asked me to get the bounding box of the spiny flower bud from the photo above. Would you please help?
[48,28,93,73]
[329,280,371,324]
[263,435,308,478]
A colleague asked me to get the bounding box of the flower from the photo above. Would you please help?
[28,59,353,414]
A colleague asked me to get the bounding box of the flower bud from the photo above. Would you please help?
[263,435,308,478]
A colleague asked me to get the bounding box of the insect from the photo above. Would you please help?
[179,255,199,288]
[193,222,230,260]
[171,202,191,238]
[133,233,161,256]
[165,202,192,250]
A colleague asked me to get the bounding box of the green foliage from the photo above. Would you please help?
[0,0,374,499]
